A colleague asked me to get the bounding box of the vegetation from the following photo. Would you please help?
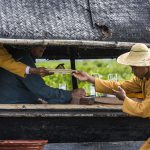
[36,59,133,94]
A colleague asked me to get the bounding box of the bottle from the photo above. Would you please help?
[106,73,118,97]
[90,84,96,97]
[91,73,100,97]
[59,83,67,90]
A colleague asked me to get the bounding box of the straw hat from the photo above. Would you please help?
[117,43,150,66]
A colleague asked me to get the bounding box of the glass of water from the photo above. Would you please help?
[107,73,118,97]
[91,73,103,97]
[108,73,118,81]
[59,83,67,90]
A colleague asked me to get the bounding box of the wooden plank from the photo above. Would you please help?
[0,117,149,142]
[0,97,122,110]
[0,140,48,150]
[44,141,144,150]
[0,99,124,117]
[0,39,150,48]
[0,104,122,110]
[0,98,144,118]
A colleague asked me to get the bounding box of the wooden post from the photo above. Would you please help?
[70,58,78,89]
[70,47,78,89]
[0,140,48,150]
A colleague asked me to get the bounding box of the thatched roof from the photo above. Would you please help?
[0,0,149,42]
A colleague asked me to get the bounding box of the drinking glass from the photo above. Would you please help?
[108,73,118,81]
[59,83,67,90]
[107,73,118,97]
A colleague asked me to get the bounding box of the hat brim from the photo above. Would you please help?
[117,51,150,66]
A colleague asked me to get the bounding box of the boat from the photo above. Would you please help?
[0,0,149,149]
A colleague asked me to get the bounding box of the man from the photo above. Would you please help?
[0,43,50,77]
[73,43,150,149]
[0,45,85,104]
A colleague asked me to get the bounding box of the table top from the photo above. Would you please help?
[0,97,140,118]
[95,97,123,105]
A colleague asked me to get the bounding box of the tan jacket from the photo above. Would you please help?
[95,77,150,118]
[0,44,27,77]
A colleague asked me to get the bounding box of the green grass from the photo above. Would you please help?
[36,59,133,94]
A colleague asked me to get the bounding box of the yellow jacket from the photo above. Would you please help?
[95,77,150,118]
[0,44,27,77]
[139,138,150,150]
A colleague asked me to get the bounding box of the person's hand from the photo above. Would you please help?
[72,71,89,81]
[70,88,86,104]
[72,71,95,84]
[112,86,126,101]
[29,67,54,77]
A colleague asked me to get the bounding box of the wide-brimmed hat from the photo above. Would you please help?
[117,43,150,66]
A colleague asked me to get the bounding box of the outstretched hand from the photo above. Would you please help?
[112,86,126,101]
[72,71,89,81]
[72,71,95,84]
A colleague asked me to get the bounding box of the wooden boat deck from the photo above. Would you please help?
[0,97,123,117]
[0,97,149,143]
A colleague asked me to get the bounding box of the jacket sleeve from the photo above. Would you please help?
[95,77,150,118]
[20,74,72,104]
[122,81,150,118]
[0,44,27,77]
[17,54,72,104]
[95,77,142,94]
[122,96,150,118]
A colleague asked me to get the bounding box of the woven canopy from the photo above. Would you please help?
[0,0,149,42]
